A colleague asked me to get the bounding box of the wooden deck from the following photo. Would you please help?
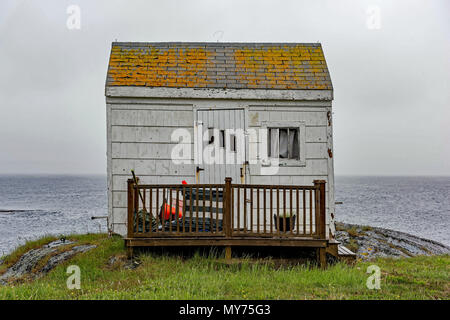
[125,177,336,267]
[125,237,328,248]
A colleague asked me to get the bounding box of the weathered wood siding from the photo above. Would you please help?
[107,100,195,236]
[246,104,335,237]
[106,97,335,238]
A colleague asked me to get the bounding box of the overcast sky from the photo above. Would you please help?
[0,0,449,176]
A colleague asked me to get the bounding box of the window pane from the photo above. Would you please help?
[279,129,288,158]
[208,128,214,144]
[289,128,299,159]
[219,130,225,148]
[230,134,236,152]
[269,128,279,158]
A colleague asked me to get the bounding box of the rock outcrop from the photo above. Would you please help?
[336,222,450,261]
[0,239,96,285]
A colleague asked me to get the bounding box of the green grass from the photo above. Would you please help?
[0,234,449,300]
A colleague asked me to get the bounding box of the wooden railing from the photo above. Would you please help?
[127,177,326,240]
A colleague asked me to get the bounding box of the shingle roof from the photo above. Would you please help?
[106,42,332,90]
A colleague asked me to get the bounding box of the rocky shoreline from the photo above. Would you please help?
[0,239,96,285]
[336,222,450,261]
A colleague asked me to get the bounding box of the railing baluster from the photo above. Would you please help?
[216,186,219,233]
[263,187,267,234]
[155,187,159,234]
[168,188,172,232]
[162,188,166,233]
[149,187,153,235]
[283,188,286,236]
[277,188,280,236]
[202,186,206,233]
[243,187,247,233]
[237,186,240,234]
[209,186,213,234]
[270,187,273,234]
[296,188,299,236]
[175,187,179,234]
[231,186,234,234]
[256,188,260,234]
[303,189,306,235]
[309,190,313,236]
[142,188,146,234]
[250,187,253,233]
[195,186,199,233]
[189,186,193,233]
[290,188,293,234]
[182,187,186,233]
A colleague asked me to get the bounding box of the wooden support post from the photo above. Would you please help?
[225,246,232,261]
[318,248,327,269]
[313,180,326,240]
[126,245,134,260]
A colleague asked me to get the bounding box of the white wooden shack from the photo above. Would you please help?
[105,42,336,240]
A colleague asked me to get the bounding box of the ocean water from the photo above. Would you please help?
[0,175,107,256]
[0,175,448,256]
[335,176,450,246]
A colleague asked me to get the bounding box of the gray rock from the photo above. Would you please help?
[0,247,57,281]
[0,241,96,284]
[40,244,97,275]
[336,222,450,261]
[108,255,118,266]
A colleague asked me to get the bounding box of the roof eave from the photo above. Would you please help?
[105,86,333,101]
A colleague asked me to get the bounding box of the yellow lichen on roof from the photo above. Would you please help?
[233,45,328,89]
[108,46,213,87]
[106,43,332,90]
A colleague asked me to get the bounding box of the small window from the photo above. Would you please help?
[268,128,299,160]
[230,134,236,152]
[219,130,225,148]
[208,128,214,144]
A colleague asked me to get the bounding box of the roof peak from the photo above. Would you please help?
[111,41,322,47]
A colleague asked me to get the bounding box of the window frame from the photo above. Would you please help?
[261,121,306,167]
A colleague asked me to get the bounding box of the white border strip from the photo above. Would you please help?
[106,87,333,101]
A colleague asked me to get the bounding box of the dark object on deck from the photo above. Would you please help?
[134,210,157,233]
[162,217,223,233]
[274,214,296,232]
[134,212,223,233]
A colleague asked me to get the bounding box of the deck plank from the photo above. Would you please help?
[125,237,327,248]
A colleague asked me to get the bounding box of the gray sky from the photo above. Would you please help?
[0,0,449,175]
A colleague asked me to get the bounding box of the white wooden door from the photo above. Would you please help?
[196,109,245,184]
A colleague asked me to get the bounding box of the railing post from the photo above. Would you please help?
[313,180,326,239]
[127,178,135,238]
[224,177,233,238]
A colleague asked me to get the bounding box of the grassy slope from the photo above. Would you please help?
[0,234,449,300]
